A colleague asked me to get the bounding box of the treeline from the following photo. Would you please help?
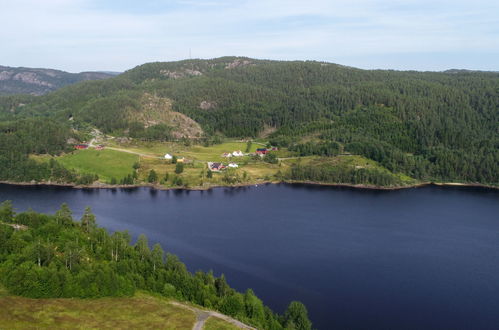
[0,118,99,184]
[287,163,404,187]
[0,202,312,330]
[289,141,340,157]
[343,140,498,183]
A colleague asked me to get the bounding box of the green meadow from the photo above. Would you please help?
[57,149,138,182]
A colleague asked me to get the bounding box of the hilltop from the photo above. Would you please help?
[0,65,117,96]
[0,57,497,188]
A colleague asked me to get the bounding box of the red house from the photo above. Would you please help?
[256,148,268,155]
[74,144,89,150]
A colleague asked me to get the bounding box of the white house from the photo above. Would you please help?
[164,154,173,160]
[228,163,239,168]
[232,150,244,157]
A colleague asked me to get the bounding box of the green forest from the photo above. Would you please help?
[0,57,497,186]
[0,201,312,330]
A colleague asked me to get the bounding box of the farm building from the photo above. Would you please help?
[228,163,239,168]
[222,152,232,158]
[232,150,244,157]
[208,162,225,172]
[164,153,173,160]
[256,148,268,155]
[74,144,89,150]
[95,145,105,150]
[177,157,185,163]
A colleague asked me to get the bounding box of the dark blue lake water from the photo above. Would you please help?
[0,183,498,330]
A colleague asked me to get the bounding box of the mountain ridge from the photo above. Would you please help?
[0,65,118,96]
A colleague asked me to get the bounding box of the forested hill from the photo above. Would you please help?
[0,65,117,96]
[0,57,498,185]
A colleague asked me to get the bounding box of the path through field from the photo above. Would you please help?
[168,301,256,330]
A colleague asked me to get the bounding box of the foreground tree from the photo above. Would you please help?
[284,301,312,330]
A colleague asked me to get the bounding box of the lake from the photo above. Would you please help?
[1,183,498,330]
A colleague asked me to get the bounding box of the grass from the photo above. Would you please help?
[57,149,139,183]
[108,140,260,163]
[203,316,240,330]
[0,291,195,329]
[35,139,416,188]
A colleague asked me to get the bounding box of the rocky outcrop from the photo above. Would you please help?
[160,69,203,79]
[199,100,217,110]
[225,59,252,69]
[133,93,204,139]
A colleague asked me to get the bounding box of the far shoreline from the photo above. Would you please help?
[0,180,497,192]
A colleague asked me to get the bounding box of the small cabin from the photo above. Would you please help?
[209,162,225,172]
[74,144,89,150]
[164,153,173,160]
[232,150,244,157]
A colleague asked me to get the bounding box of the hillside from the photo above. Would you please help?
[0,57,497,187]
[0,65,117,96]
[0,203,310,329]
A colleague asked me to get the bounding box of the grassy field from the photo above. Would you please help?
[204,316,240,330]
[57,149,139,183]
[107,140,260,162]
[36,139,416,188]
[0,291,195,329]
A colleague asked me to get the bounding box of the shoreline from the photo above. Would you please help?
[1,180,497,192]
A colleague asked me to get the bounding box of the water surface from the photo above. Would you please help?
[1,183,498,330]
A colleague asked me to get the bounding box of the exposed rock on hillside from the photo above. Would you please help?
[225,58,252,69]
[199,100,217,110]
[135,94,204,139]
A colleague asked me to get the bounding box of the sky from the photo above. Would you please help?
[1,0,498,72]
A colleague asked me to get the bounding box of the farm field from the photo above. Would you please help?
[40,139,414,188]
[57,149,139,183]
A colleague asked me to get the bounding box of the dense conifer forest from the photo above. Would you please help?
[0,201,312,330]
[0,57,497,186]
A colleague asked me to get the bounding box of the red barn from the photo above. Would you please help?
[74,144,89,150]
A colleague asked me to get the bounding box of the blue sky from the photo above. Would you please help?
[1,0,498,72]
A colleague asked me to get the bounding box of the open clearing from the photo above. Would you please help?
[0,288,245,330]
[57,149,139,182]
[0,292,194,329]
